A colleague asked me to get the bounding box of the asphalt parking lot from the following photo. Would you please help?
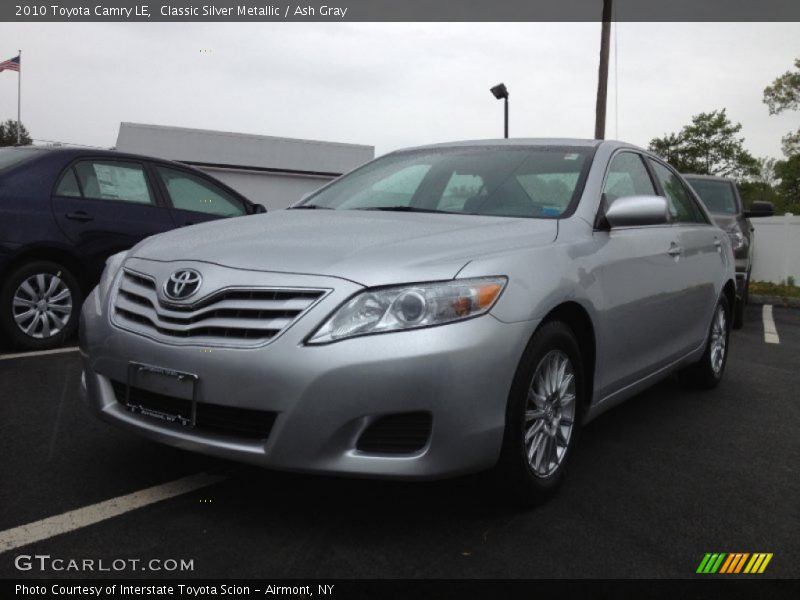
[0,304,798,580]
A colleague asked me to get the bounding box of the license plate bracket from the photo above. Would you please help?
[124,362,199,428]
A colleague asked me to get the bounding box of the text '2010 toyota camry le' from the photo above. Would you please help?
[80,139,736,504]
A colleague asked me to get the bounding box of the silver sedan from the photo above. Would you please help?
[80,139,736,504]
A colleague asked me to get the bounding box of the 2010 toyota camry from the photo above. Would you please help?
[80,139,736,503]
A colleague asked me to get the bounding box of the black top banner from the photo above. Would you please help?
[5,0,800,22]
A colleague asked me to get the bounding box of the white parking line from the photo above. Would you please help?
[0,472,226,553]
[762,305,780,345]
[0,346,79,361]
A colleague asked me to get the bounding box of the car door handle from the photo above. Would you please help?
[668,243,683,257]
[65,211,94,222]
[713,238,722,252]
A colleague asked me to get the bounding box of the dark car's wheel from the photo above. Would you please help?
[681,294,731,390]
[0,261,82,351]
[497,321,585,506]
[732,274,748,329]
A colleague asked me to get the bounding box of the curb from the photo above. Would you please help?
[749,294,800,309]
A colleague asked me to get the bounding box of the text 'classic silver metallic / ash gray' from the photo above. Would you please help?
[80,139,736,504]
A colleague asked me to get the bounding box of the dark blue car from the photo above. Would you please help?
[0,146,264,350]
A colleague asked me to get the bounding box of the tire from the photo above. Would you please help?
[732,275,748,330]
[0,260,82,351]
[496,321,585,506]
[680,294,731,390]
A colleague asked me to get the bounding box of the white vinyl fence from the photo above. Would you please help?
[751,213,800,285]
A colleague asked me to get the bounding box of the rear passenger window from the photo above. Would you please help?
[54,168,81,197]
[648,160,707,224]
[73,161,154,204]
[603,152,656,204]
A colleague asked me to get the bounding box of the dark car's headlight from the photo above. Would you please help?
[307,277,507,344]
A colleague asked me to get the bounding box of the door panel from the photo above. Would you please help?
[594,226,689,396]
[674,225,724,349]
[647,159,719,354]
[51,160,176,282]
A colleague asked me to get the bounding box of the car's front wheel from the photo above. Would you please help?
[497,321,585,505]
[0,260,82,351]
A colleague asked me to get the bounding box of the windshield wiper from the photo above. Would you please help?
[356,206,450,214]
[289,204,332,210]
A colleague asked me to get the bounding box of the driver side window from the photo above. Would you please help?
[603,152,656,205]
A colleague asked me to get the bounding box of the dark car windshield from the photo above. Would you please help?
[685,178,738,215]
[298,146,594,219]
[0,147,43,172]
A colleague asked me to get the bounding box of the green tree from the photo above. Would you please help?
[774,155,800,214]
[648,109,758,180]
[763,58,800,156]
[739,156,781,210]
[0,119,32,146]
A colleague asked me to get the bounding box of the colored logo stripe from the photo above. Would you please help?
[697,553,773,574]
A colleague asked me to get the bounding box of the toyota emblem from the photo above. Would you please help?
[164,269,202,300]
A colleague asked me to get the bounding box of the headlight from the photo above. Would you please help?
[307,277,507,344]
[727,224,746,252]
[94,251,128,313]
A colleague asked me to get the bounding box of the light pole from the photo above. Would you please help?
[490,83,509,139]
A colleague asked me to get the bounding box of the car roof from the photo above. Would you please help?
[2,145,179,164]
[1,145,218,178]
[393,138,644,153]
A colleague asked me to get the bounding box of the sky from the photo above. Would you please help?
[0,22,798,159]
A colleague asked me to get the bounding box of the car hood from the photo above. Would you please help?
[130,210,558,287]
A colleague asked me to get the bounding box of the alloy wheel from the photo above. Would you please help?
[710,304,727,374]
[12,273,73,339]
[524,349,577,478]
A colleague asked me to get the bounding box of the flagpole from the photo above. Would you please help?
[17,49,21,144]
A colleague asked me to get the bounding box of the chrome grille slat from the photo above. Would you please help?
[116,305,293,333]
[113,269,326,346]
[116,291,309,323]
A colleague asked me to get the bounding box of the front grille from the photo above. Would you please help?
[111,381,276,440]
[112,270,326,346]
[356,412,432,454]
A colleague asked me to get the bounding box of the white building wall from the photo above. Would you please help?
[751,213,800,284]
[115,122,373,210]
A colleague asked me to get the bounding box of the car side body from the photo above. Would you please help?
[0,146,263,349]
[79,139,736,500]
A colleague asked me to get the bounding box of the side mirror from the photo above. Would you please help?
[744,201,774,218]
[251,203,267,214]
[605,195,670,228]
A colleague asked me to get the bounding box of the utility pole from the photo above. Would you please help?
[17,49,21,144]
[594,0,612,140]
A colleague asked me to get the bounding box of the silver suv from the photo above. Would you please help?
[80,140,736,504]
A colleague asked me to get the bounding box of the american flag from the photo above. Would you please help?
[0,55,20,73]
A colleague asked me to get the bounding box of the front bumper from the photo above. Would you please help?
[80,273,536,480]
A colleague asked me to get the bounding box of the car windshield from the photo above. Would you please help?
[685,178,738,215]
[298,146,594,219]
[0,147,43,172]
